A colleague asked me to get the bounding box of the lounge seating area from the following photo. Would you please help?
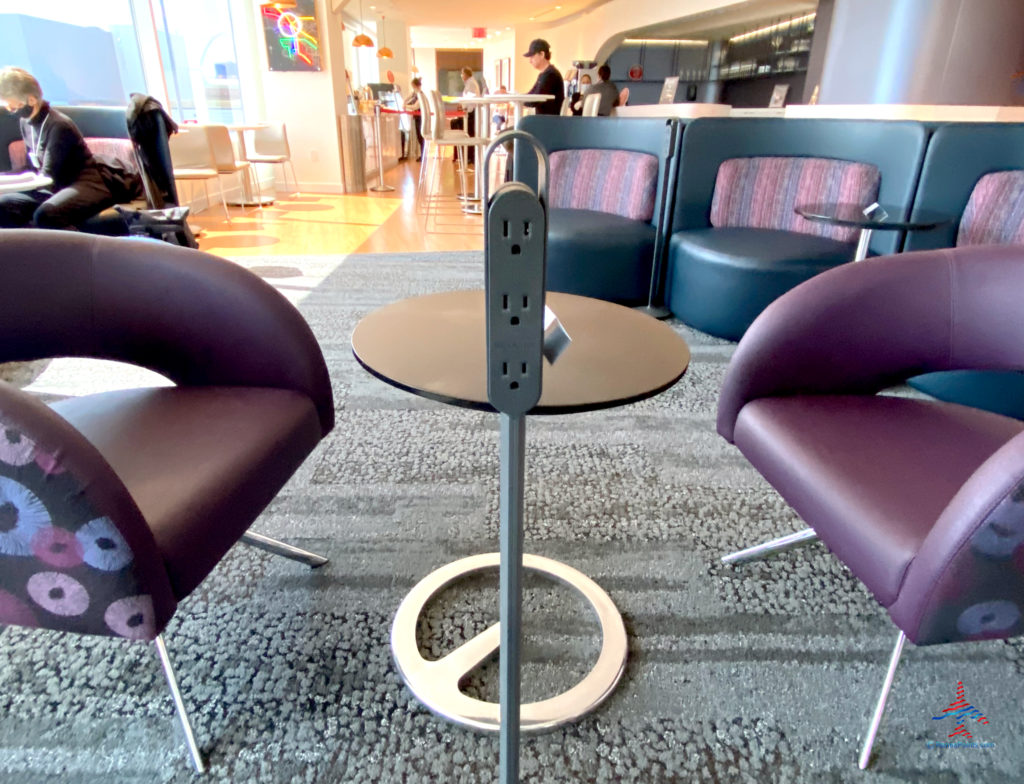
[516,115,673,304]
[4,1,1024,781]
[4,104,175,236]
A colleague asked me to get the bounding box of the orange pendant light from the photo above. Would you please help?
[377,14,393,58]
[352,0,374,47]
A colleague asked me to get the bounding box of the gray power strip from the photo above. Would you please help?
[485,180,547,416]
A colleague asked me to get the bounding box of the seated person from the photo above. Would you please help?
[0,66,139,230]
[590,64,619,117]
[571,73,592,115]
[491,84,509,133]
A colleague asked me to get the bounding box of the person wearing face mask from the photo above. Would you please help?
[0,67,121,230]
[571,73,592,115]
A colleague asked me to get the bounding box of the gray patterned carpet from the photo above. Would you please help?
[1,251,1022,783]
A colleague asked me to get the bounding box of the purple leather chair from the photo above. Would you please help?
[717,245,1024,769]
[0,230,334,772]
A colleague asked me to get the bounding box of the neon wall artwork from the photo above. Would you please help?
[262,0,321,72]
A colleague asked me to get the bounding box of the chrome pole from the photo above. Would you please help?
[370,102,395,193]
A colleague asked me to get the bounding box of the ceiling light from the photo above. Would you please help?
[729,13,816,43]
[623,38,708,46]
[353,0,374,47]
[376,13,392,58]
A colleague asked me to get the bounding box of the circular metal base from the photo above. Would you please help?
[370,184,396,192]
[633,305,672,320]
[391,552,627,733]
[227,196,276,207]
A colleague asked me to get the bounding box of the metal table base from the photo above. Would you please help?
[391,551,628,732]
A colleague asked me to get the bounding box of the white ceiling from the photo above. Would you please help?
[625,0,817,40]
[343,0,606,30]
[341,0,819,47]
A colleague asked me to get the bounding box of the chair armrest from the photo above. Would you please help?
[0,231,333,435]
[889,429,1024,644]
[717,245,1024,442]
[0,380,177,637]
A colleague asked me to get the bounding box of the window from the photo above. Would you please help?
[150,0,245,123]
[0,0,146,105]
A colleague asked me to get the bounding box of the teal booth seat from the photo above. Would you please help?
[514,115,680,305]
[664,117,929,340]
[903,122,1024,420]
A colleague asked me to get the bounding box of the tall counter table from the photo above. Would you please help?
[452,94,554,213]
[352,290,690,735]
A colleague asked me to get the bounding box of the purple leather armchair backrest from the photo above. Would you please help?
[0,382,176,639]
[718,245,1024,443]
[888,431,1024,645]
[0,231,334,436]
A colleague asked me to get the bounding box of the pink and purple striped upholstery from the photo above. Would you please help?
[957,170,1024,247]
[710,156,881,243]
[549,148,659,222]
[8,138,138,174]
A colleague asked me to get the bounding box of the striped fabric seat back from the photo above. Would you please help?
[549,149,659,222]
[8,140,27,171]
[7,138,137,174]
[957,171,1024,247]
[710,156,881,243]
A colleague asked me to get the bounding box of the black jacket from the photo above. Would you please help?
[21,102,95,190]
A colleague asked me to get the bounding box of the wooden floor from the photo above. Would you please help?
[190,157,487,259]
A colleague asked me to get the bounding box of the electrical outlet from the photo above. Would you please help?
[485,182,547,416]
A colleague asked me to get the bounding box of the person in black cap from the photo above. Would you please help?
[523,39,563,115]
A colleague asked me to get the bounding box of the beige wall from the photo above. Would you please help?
[375,19,412,94]
[483,36,516,93]
[239,0,349,193]
[412,48,438,90]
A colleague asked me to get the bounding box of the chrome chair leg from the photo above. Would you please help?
[240,531,329,568]
[154,635,206,773]
[288,160,299,196]
[859,630,907,769]
[721,527,818,564]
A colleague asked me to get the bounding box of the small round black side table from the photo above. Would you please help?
[352,290,689,732]
[796,203,952,260]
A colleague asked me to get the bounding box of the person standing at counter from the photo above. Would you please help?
[0,67,121,230]
[450,66,482,165]
[523,39,564,115]
[404,77,425,161]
